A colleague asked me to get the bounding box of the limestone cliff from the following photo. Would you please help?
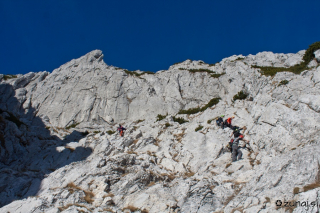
[0,47,320,213]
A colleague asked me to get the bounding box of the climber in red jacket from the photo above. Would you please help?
[224,116,235,129]
[117,124,126,137]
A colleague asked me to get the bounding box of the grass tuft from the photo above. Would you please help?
[2,74,18,80]
[278,80,289,86]
[211,73,226,78]
[233,91,248,101]
[172,116,188,124]
[66,122,80,130]
[188,68,214,74]
[165,123,171,128]
[106,130,115,135]
[195,125,203,132]
[156,114,167,121]
[178,97,220,115]
[251,41,320,77]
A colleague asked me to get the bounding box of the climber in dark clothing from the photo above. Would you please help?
[231,134,249,162]
[230,126,246,138]
[117,124,126,137]
[216,115,225,128]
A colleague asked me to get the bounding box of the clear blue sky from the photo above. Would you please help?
[1,0,319,75]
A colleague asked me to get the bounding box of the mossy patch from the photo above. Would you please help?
[195,125,203,132]
[211,73,225,78]
[66,122,80,130]
[252,41,320,76]
[178,97,220,115]
[156,114,167,121]
[124,69,155,77]
[233,91,248,101]
[2,75,18,81]
[278,80,289,86]
[106,130,115,135]
[172,116,188,124]
[188,68,215,74]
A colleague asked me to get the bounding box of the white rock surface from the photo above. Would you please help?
[1,48,320,212]
[315,49,320,63]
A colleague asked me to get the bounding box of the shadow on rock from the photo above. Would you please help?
[0,83,93,207]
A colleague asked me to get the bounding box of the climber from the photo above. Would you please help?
[216,115,225,128]
[117,124,126,137]
[224,116,235,129]
[231,134,249,162]
[230,126,246,138]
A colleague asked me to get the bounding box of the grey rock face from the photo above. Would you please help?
[1,48,320,212]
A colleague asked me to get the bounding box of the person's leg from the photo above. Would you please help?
[237,149,243,160]
[232,145,238,162]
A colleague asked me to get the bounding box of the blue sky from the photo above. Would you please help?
[1,0,319,75]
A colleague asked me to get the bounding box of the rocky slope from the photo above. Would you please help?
[0,47,320,213]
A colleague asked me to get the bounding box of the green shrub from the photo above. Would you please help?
[188,69,214,74]
[135,119,145,123]
[233,91,248,101]
[178,107,201,115]
[156,114,167,121]
[195,125,203,132]
[252,63,308,76]
[251,41,320,76]
[106,130,115,135]
[303,41,320,64]
[124,70,155,77]
[278,80,289,86]
[2,75,18,81]
[93,131,100,134]
[211,73,225,78]
[165,123,171,128]
[201,97,221,110]
[208,62,219,67]
[178,98,221,115]
[66,122,80,130]
[207,118,215,124]
[172,116,188,124]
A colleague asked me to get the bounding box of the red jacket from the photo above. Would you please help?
[226,117,232,124]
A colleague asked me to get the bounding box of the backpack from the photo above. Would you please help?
[233,129,241,138]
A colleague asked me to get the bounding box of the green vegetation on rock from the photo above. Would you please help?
[123,69,155,77]
[156,114,167,121]
[303,41,320,64]
[188,69,215,74]
[233,91,248,101]
[172,116,188,124]
[178,98,221,115]
[3,75,18,81]
[66,123,80,130]
[252,41,320,76]
[211,73,225,78]
[106,130,115,135]
[278,80,289,86]
[195,125,203,132]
